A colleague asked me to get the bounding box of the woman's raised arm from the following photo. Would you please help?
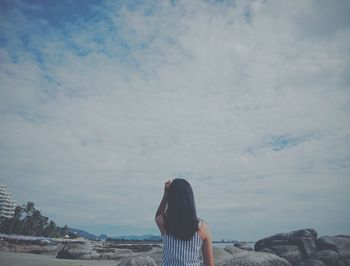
[155,180,171,235]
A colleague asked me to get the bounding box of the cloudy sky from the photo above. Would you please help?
[0,0,349,241]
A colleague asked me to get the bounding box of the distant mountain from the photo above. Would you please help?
[68,228,104,240]
[112,234,162,241]
[143,235,162,241]
[98,234,109,240]
[68,228,161,241]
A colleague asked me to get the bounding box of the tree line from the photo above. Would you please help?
[0,202,69,238]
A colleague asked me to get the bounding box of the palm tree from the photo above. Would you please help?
[22,202,34,235]
[0,200,66,238]
[38,215,48,236]
[9,206,22,234]
[25,202,35,218]
[31,210,41,236]
[45,220,57,237]
[61,224,69,237]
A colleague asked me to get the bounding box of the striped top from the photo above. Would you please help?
[162,231,203,266]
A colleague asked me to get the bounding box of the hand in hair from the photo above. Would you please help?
[164,179,172,197]
[155,179,172,235]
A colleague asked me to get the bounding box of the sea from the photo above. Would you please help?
[212,242,255,249]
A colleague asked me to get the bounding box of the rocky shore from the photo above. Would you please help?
[217,229,350,266]
[0,228,349,265]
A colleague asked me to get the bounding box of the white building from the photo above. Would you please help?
[0,183,17,219]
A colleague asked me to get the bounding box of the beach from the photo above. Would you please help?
[0,251,116,266]
[0,229,349,265]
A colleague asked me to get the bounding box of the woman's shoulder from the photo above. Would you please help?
[197,218,210,241]
[197,218,206,228]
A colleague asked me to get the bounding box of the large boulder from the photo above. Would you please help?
[254,228,318,265]
[213,246,234,262]
[215,245,291,266]
[269,245,304,265]
[316,235,350,265]
[261,247,276,254]
[56,246,75,259]
[142,246,163,265]
[311,249,345,266]
[116,256,157,266]
[234,241,254,251]
[217,251,291,266]
[301,237,317,257]
[298,259,326,266]
[99,249,134,260]
[224,245,248,256]
[56,242,99,260]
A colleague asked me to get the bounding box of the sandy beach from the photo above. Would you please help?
[0,252,116,266]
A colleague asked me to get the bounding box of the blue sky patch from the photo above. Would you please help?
[268,134,313,151]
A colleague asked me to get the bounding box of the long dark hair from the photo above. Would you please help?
[164,178,199,240]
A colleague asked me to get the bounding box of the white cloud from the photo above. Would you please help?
[0,0,349,240]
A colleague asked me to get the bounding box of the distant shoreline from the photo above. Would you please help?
[0,232,254,245]
[1,228,349,265]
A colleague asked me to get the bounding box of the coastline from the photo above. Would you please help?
[0,228,349,265]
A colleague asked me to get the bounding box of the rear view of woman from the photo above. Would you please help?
[155,178,214,266]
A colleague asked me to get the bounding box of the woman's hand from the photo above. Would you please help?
[156,179,172,235]
[164,180,171,197]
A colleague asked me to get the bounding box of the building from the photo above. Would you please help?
[0,183,17,219]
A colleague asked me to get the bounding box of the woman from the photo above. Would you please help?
[155,178,214,266]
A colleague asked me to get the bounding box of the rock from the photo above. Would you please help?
[116,256,157,266]
[301,237,317,257]
[115,244,153,252]
[56,246,75,259]
[316,235,350,264]
[261,247,276,254]
[311,249,344,266]
[216,250,292,266]
[224,245,248,255]
[0,240,9,247]
[269,245,304,265]
[145,246,163,265]
[298,259,326,266]
[255,229,317,254]
[213,246,234,263]
[234,241,254,251]
[56,242,99,260]
[0,245,10,252]
[219,245,291,265]
[99,248,133,260]
[254,228,318,265]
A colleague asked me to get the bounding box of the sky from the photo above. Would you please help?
[0,0,350,241]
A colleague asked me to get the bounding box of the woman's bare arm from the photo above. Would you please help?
[155,180,171,235]
[155,194,167,219]
[200,222,214,266]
